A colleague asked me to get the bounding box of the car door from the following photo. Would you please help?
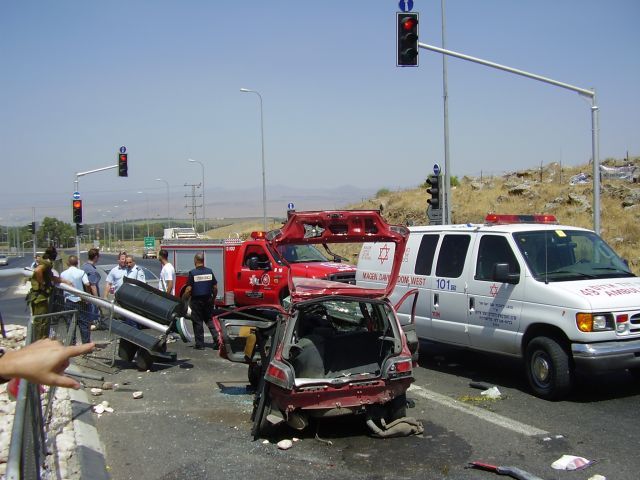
[235,245,276,306]
[466,234,523,355]
[214,306,283,363]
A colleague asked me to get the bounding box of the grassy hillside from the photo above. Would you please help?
[346,159,640,274]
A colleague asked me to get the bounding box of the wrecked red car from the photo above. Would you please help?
[214,210,419,438]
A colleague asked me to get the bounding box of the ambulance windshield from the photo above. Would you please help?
[514,230,634,281]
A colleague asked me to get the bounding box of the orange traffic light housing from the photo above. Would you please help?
[118,153,128,177]
[72,199,83,224]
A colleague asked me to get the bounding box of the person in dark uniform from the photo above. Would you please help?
[181,253,219,350]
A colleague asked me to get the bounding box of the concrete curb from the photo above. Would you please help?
[68,388,110,480]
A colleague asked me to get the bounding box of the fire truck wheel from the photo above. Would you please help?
[525,336,572,400]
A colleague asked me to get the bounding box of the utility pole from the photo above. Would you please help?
[183,182,202,230]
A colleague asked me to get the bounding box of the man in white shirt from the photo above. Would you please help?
[124,255,146,282]
[104,252,127,299]
[159,249,176,296]
[60,255,91,344]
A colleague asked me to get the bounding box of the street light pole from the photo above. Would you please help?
[240,88,267,231]
[155,178,171,229]
[188,158,205,234]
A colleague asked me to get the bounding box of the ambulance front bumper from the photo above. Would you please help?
[572,338,640,373]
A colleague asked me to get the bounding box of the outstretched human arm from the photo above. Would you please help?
[0,339,95,389]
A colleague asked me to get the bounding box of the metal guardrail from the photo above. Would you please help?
[6,310,78,480]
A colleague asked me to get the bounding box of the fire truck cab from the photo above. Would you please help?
[160,232,356,308]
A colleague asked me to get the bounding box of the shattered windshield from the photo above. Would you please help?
[514,229,634,282]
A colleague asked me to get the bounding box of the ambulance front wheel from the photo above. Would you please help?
[524,336,572,400]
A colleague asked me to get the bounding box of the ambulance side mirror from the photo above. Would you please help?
[493,263,519,284]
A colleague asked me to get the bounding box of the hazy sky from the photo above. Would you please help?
[1,0,638,224]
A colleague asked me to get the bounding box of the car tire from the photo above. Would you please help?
[524,336,572,400]
[628,368,640,381]
[385,393,407,422]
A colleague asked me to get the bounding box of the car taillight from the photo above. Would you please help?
[265,359,294,389]
[384,357,413,380]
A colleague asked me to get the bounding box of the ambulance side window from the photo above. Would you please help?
[435,235,471,278]
[414,234,439,275]
[475,235,520,281]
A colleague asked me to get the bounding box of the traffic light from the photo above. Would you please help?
[27,222,36,234]
[426,175,441,210]
[72,199,83,224]
[397,12,419,67]
[76,224,83,236]
[118,153,128,177]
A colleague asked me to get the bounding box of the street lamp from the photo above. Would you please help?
[240,87,267,231]
[137,191,150,237]
[187,158,205,234]
[155,178,171,229]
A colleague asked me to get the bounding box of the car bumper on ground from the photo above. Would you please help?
[572,338,640,373]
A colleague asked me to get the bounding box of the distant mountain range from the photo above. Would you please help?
[3,184,381,224]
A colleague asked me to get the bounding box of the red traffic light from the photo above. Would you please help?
[118,153,128,177]
[72,199,83,223]
[396,13,419,67]
[402,18,417,31]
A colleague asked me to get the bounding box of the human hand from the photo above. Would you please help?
[0,339,95,389]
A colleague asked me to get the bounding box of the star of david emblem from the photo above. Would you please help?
[489,283,499,297]
[378,244,390,264]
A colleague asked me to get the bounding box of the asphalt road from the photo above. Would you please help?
[2,253,639,479]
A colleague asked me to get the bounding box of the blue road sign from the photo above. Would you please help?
[433,163,441,176]
[287,202,295,210]
[398,0,414,13]
[119,146,127,154]
[72,191,81,200]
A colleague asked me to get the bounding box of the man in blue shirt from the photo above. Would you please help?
[104,252,127,298]
[60,255,91,344]
[82,248,102,328]
[181,253,219,350]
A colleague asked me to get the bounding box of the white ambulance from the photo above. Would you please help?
[356,214,640,400]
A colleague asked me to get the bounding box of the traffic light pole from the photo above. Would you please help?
[74,164,119,258]
[32,207,36,261]
[418,42,600,234]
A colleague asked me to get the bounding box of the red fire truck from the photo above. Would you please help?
[160,231,356,307]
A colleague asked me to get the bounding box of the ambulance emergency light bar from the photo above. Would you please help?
[485,214,558,225]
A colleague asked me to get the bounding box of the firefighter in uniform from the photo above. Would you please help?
[181,253,219,350]
[27,246,69,339]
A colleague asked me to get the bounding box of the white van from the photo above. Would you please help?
[357,214,640,400]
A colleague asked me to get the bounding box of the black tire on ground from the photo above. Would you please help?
[385,393,407,422]
[135,348,154,371]
[524,336,572,400]
[118,339,138,362]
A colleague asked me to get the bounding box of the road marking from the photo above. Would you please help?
[408,384,549,437]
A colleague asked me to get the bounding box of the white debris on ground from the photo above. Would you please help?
[0,325,81,480]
